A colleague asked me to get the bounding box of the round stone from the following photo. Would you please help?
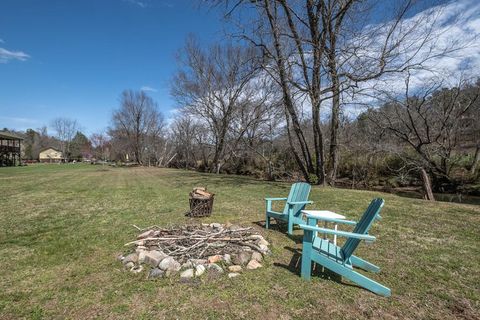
[123,253,138,265]
[148,268,165,279]
[232,251,251,266]
[180,268,195,279]
[195,264,206,277]
[207,263,224,273]
[223,254,232,265]
[251,251,263,262]
[228,265,242,273]
[159,256,181,271]
[258,239,269,246]
[207,255,222,263]
[246,259,262,270]
[130,265,143,273]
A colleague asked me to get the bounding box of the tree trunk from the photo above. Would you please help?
[328,85,340,185]
[267,160,274,181]
[264,0,317,183]
[420,167,435,201]
[312,105,326,185]
[212,123,228,174]
[326,21,340,186]
[212,145,224,174]
[471,145,480,175]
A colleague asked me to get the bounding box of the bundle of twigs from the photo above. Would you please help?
[125,224,267,263]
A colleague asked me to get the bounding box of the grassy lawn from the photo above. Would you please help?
[0,164,479,319]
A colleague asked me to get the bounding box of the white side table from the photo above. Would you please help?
[301,210,346,245]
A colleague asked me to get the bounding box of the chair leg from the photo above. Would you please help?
[265,214,270,229]
[301,257,312,280]
[313,254,391,297]
[287,219,293,235]
[341,267,391,297]
[301,227,314,280]
[350,255,380,273]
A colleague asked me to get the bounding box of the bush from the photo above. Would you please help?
[307,173,319,185]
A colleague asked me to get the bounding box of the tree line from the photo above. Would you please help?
[7,0,480,200]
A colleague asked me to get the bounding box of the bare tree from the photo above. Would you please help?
[237,100,284,179]
[370,74,480,200]
[465,80,480,177]
[216,0,461,185]
[51,117,80,162]
[90,132,110,163]
[110,90,164,165]
[171,114,200,169]
[171,37,258,173]
[143,116,173,166]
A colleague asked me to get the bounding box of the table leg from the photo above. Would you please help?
[333,224,337,245]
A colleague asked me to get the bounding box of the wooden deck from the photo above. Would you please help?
[0,131,23,167]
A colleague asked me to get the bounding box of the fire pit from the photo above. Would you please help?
[119,223,271,280]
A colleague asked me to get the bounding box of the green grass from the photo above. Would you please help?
[0,164,479,319]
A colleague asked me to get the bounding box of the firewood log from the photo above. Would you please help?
[195,189,213,198]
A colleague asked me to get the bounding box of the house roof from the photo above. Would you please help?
[0,131,24,140]
[39,147,62,153]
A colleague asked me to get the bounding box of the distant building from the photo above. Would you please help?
[0,131,23,166]
[39,147,63,163]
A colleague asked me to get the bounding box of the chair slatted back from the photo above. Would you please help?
[282,182,311,216]
[341,198,384,260]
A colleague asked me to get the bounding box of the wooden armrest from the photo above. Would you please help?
[265,197,287,201]
[299,225,376,241]
[288,200,313,205]
[306,215,357,226]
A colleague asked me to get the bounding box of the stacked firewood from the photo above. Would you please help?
[187,187,215,217]
[190,187,214,200]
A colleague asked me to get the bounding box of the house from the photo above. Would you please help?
[39,147,63,163]
[0,131,23,166]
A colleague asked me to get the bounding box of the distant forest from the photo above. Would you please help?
[7,78,479,200]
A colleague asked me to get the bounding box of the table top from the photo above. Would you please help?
[301,210,346,220]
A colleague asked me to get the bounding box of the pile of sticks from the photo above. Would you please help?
[125,224,267,263]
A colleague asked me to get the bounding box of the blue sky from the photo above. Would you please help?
[1,0,475,135]
[0,0,225,134]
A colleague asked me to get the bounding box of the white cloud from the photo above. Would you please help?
[169,108,180,115]
[123,0,146,8]
[159,1,174,8]
[170,0,479,123]
[0,47,30,63]
[140,86,158,92]
[283,0,480,119]
[339,0,480,114]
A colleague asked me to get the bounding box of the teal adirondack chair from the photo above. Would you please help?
[265,182,312,235]
[299,198,391,297]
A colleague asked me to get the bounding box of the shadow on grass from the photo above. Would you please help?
[252,219,288,232]
[252,220,305,244]
[275,246,370,291]
[252,219,284,232]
